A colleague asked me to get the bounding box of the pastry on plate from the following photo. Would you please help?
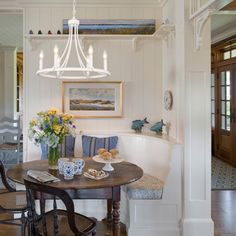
[101,151,112,161]
[97,148,107,156]
[87,168,105,177]
[109,149,119,158]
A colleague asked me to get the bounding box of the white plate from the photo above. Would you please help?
[84,172,109,180]
[92,155,124,171]
[92,155,124,164]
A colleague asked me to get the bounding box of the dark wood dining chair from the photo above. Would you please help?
[24,178,97,236]
[0,160,28,235]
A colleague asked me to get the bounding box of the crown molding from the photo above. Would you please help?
[0,0,169,9]
[0,0,167,7]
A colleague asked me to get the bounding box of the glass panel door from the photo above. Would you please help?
[220,70,231,131]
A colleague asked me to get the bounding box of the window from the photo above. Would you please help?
[211,73,215,128]
[223,48,236,60]
[220,71,231,131]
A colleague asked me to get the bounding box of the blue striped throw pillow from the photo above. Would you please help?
[82,135,118,157]
[40,135,75,159]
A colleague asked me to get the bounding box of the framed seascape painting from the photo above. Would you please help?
[62,81,122,118]
[63,19,156,35]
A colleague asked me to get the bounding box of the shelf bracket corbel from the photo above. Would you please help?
[193,9,214,51]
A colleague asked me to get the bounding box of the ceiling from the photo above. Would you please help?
[211,0,236,42]
[211,14,236,33]
[0,12,23,50]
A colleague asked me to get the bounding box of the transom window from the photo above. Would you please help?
[223,49,236,60]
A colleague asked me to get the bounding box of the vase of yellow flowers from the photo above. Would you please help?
[29,108,76,169]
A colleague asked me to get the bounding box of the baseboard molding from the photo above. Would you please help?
[182,218,214,236]
[128,227,180,236]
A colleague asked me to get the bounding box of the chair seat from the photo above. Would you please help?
[37,209,96,236]
[0,191,27,210]
[0,143,22,151]
[126,173,164,200]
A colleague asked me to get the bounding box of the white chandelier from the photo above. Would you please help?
[36,0,110,80]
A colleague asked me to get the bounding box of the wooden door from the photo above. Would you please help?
[214,64,236,166]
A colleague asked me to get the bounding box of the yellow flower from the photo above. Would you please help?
[48,108,59,116]
[53,125,62,135]
[30,119,37,126]
[62,113,71,122]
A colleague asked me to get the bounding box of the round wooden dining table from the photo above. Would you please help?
[7,157,143,236]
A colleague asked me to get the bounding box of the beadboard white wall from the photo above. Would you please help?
[162,0,178,140]
[23,6,164,160]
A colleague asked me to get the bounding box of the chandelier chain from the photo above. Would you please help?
[73,0,76,18]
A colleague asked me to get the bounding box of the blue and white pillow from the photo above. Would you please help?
[40,135,75,159]
[82,135,118,157]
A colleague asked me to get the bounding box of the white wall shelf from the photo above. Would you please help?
[25,24,175,51]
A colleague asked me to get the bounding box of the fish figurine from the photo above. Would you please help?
[150,119,166,134]
[131,117,149,133]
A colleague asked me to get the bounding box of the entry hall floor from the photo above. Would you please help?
[212,190,236,236]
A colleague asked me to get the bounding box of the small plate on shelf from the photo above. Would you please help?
[92,155,124,171]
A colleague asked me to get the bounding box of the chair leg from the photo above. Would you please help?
[21,212,26,236]
[92,230,96,236]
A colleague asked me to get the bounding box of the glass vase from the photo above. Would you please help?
[48,145,60,170]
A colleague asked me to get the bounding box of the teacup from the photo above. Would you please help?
[63,161,78,180]
[58,158,69,175]
[73,158,85,175]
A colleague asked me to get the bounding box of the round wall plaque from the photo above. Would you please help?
[164,90,173,110]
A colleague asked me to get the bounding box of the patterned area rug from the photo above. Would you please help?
[212,156,236,190]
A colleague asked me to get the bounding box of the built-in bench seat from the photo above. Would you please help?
[74,131,183,236]
[125,173,164,200]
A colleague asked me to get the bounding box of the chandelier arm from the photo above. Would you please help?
[56,28,72,77]
[74,26,86,68]
[59,26,73,66]
[60,27,73,69]
[75,27,89,64]
[73,30,88,77]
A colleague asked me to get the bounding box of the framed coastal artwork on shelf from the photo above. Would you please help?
[63,19,156,35]
[62,81,123,118]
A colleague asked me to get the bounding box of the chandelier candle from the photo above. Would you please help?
[36,0,111,80]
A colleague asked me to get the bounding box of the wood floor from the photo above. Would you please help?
[212,190,236,236]
[0,190,235,235]
[0,214,127,236]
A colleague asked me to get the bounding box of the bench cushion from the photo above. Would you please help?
[126,173,164,200]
